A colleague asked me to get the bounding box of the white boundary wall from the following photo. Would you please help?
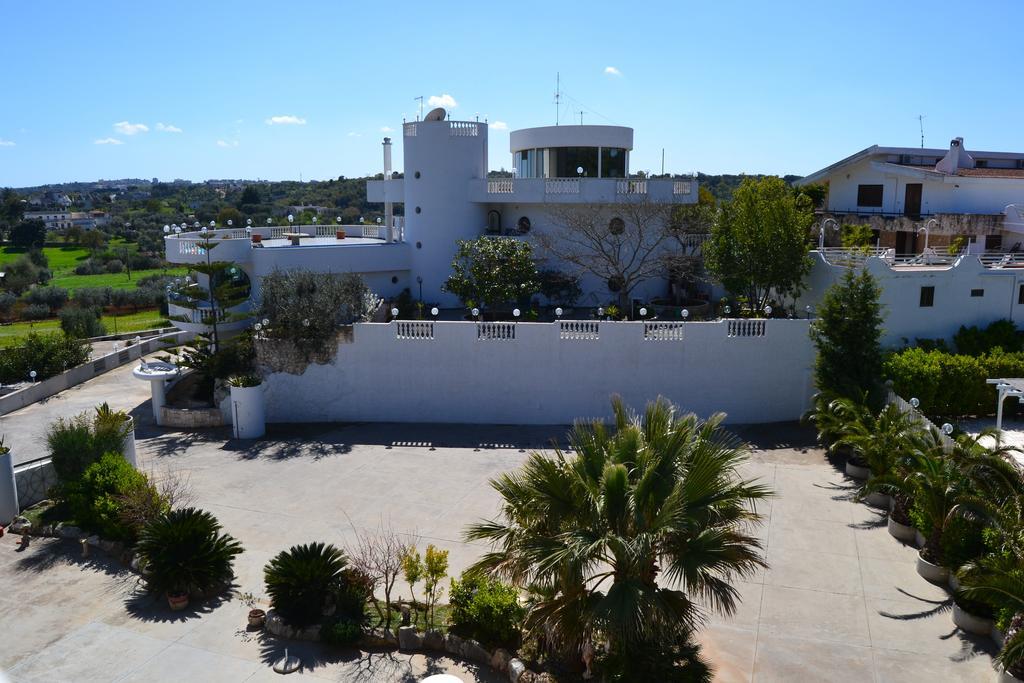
[263,319,814,425]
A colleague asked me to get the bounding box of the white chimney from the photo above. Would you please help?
[936,137,975,174]
[382,137,393,242]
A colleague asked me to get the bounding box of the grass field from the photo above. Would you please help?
[49,267,188,292]
[0,245,90,271]
[0,309,170,346]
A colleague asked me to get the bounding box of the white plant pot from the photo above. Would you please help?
[887,516,917,542]
[122,417,138,469]
[948,573,961,592]
[845,460,870,480]
[916,552,950,584]
[863,491,892,509]
[0,449,18,525]
[230,384,265,439]
[952,603,994,635]
[914,530,927,548]
[998,665,1024,682]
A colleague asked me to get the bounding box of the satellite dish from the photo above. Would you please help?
[424,107,446,122]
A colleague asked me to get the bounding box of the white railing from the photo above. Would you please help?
[727,320,766,337]
[559,321,599,340]
[616,180,647,195]
[545,178,580,194]
[678,233,710,249]
[178,239,204,256]
[979,252,1024,268]
[889,391,955,452]
[643,322,684,341]
[404,123,417,137]
[477,322,516,340]
[449,121,479,137]
[673,181,693,195]
[395,321,434,340]
[488,178,514,194]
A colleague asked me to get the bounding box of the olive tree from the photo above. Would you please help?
[703,176,815,312]
[442,236,539,310]
[538,199,672,310]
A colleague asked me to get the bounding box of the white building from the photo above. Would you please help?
[164,109,698,333]
[798,137,1024,253]
[23,210,72,231]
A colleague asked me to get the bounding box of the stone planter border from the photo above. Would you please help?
[887,517,916,542]
[951,603,994,635]
[915,552,950,584]
[845,460,870,480]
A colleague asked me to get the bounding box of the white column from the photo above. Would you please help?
[997,386,1007,432]
[0,450,18,525]
[151,380,167,426]
[597,146,602,178]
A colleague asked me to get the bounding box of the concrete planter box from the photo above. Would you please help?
[952,603,994,635]
[0,449,18,525]
[845,460,870,480]
[123,417,138,469]
[887,517,917,542]
[230,384,265,439]
[916,552,950,584]
[863,491,892,509]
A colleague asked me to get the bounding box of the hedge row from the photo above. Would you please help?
[884,347,1024,418]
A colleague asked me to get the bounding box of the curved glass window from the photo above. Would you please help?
[515,146,627,178]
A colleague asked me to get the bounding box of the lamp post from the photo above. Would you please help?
[416,275,423,302]
[919,218,936,252]
[818,218,839,250]
[681,309,689,320]
[555,307,563,320]
[391,307,399,320]
[472,307,480,321]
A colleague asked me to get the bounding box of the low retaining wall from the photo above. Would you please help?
[160,406,224,428]
[13,458,58,510]
[263,319,815,425]
[0,330,192,416]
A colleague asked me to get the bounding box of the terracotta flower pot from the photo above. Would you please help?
[248,608,266,628]
[336,230,346,240]
[251,234,262,244]
[167,591,190,611]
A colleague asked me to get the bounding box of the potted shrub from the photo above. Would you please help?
[229,374,265,439]
[136,508,243,611]
[248,608,267,628]
[251,233,262,244]
[950,589,995,636]
[264,542,349,629]
[886,494,917,542]
[336,229,346,240]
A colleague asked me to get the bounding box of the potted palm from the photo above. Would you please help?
[833,400,919,508]
[136,508,243,611]
[805,394,869,478]
[958,557,1024,681]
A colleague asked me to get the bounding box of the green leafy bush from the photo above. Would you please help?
[953,319,1022,356]
[137,508,243,597]
[0,332,90,383]
[941,515,987,571]
[320,618,362,646]
[47,404,132,484]
[66,453,152,542]
[448,572,524,647]
[60,306,106,339]
[20,303,51,320]
[264,542,349,628]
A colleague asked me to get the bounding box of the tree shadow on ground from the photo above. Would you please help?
[731,421,821,452]
[12,536,129,581]
[876,595,999,663]
[124,584,236,625]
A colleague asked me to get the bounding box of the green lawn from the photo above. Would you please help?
[0,309,171,346]
[0,245,90,272]
[50,267,188,292]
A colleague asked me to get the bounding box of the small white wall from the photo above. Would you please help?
[263,319,814,425]
[797,253,1024,346]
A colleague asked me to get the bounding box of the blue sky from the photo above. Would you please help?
[1,1,1021,187]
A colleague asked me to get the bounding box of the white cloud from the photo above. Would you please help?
[604,66,622,76]
[216,139,239,148]
[347,132,362,137]
[94,137,124,145]
[490,121,508,131]
[0,138,14,147]
[427,94,458,109]
[380,126,394,133]
[113,121,148,135]
[155,122,182,133]
[265,115,306,126]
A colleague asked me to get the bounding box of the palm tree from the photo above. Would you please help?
[465,397,771,680]
[833,400,920,478]
[960,554,1024,677]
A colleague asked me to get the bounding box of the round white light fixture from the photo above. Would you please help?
[287,214,294,223]
[764,305,773,316]
[639,307,647,317]
[472,308,480,317]
[910,397,920,408]
[391,307,399,317]
[431,307,439,316]
[555,307,563,317]
[942,423,954,435]
[227,219,233,226]
[682,309,689,319]
[513,308,520,318]
[163,225,170,233]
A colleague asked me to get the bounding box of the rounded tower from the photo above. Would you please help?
[401,108,488,307]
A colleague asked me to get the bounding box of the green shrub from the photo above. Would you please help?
[953,319,1022,356]
[60,306,106,339]
[66,453,151,542]
[264,542,349,628]
[320,618,362,646]
[336,567,373,623]
[137,508,243,597]
[20,303,51,320]
[448,572,524,647]
[47,404,132,484]
[941,515,987,571]
[0,332,90,384]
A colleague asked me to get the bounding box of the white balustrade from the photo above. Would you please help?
[673,181,693,195]
[643,322,684,341]
[559,321,599,340]
[449,121,479,136]
[477,322,516,340]
[178,240,204,256]
[545,178,580,194]
[727,320,766,337]
[488,179,514,194]
[616,180,647,195]
[395,321,434,340]
[404,123,417,137]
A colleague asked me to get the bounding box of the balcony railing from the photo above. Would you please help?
[476,176,698,204]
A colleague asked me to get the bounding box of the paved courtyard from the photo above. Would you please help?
[0,368,1002,681]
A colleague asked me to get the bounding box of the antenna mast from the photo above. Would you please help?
[415,96,424,121]
[554,73,560,126]
[918,114,926,149]
[579,110,584,125]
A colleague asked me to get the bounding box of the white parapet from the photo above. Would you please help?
[0,450,19,525]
